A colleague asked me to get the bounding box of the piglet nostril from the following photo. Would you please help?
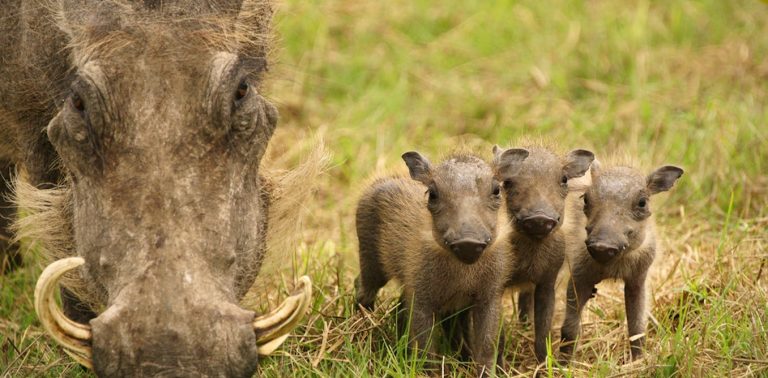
[448,239,488,264]
[586,242,620,263]
[520,215,558,238]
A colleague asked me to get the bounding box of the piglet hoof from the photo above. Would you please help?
[558,343,575,365]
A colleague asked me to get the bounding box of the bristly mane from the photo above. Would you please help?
[441,149,492,166]
[591,154,643,174]
[53,0,274,64]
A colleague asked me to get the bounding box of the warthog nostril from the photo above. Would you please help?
[448,239,488,264]
[519,215,558,238]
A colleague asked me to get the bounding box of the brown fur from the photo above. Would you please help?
[494,143,594,362]
[560,161,683,362]
[355,152,515,376]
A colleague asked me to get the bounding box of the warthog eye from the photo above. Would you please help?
[235,80,249,101]
[638,198,647,208]
[71,93,85,113]
[561,175,568,185]
[492,182,500,196]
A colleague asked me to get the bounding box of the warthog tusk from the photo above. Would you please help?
[253,275,312,355]
[34,257,93,369]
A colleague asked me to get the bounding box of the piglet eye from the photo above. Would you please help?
[638,198,647,208]
[492,182,500,196]
[561,175,568,184]
[427,188,438,202]
[235,80,249,101]
[71,93,85,112]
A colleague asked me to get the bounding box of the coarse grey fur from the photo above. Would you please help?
[560,161,683,362]
[0,0,286,376]
[355,150,527,376]
[494,144,594,363]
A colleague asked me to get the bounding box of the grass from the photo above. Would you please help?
[2,0,767,376]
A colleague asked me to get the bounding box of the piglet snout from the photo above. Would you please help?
[449,239,488,264]
[586,241,625,263]
[519,215,559,238]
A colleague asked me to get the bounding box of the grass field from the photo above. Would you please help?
[2,0,767,376]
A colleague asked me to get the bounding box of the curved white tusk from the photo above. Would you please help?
[34,257,93,368]
[253,275,312,355]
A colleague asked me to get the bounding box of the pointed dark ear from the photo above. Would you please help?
[402,151,433,185]
[237,0,273,58]
[493,147,529,179]
[563,149,595,179]
[646,166,684,194]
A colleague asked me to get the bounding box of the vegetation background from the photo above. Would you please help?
[2,0,767,376]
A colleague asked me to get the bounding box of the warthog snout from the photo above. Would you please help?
[586,240,627,263]
[91,302,259,376]
[35,258,312,377]
[518,214,560,238]
[449,238,489,264]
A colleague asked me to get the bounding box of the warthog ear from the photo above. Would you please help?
[563,149,595,179]
[402,151,433,185]
[237,0,273,59]
[647,165,684,194]
[492,145,529,179]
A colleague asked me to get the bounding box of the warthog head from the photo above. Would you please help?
[28,0,312,376]
[583,164,684,263]
[494,145,594,240]
[402,150,528,264]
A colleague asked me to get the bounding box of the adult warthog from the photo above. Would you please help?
[0,0,318,375]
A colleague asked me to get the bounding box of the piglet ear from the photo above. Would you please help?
[646,165,684,194]
[402,151,433,185]
[493,146,529,179]
[563,149,595,179]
